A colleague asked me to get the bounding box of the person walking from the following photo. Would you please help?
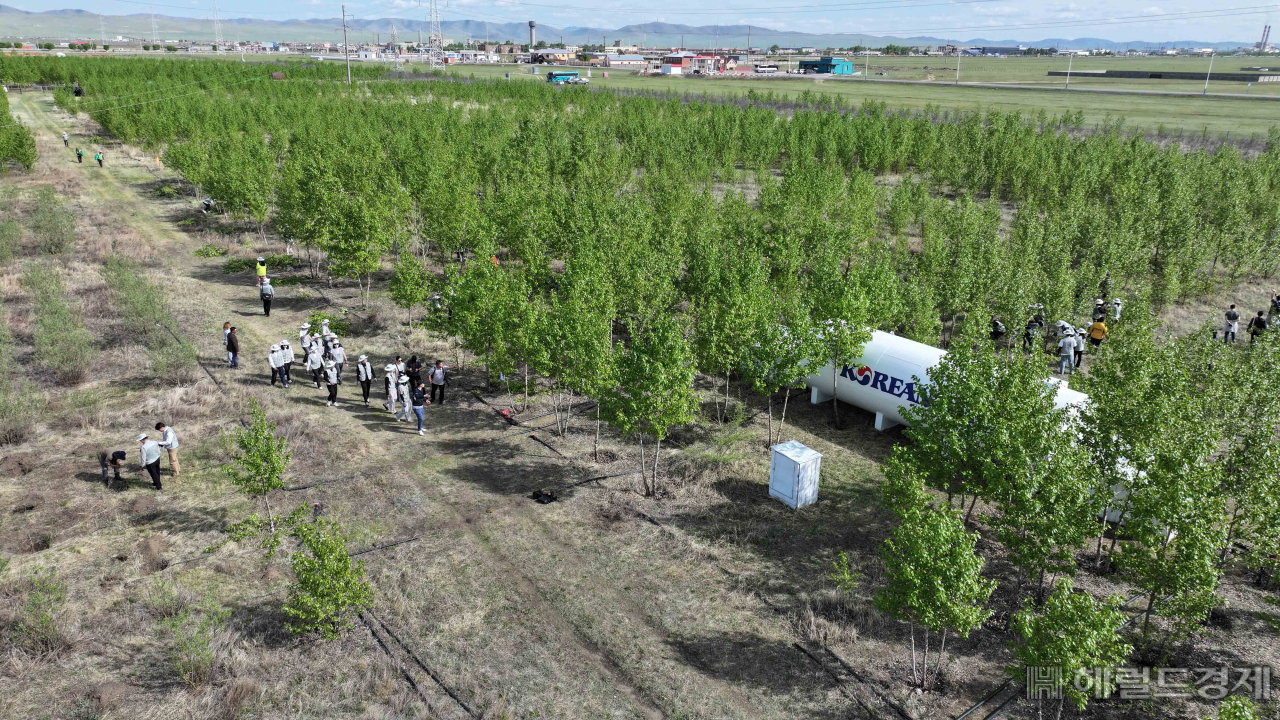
[324,361,340,406]
[137,433,163,490]
[94,151,103,168]
[279,340,294,386]
[1224,304,1241,344]
[356,355,374,406]
[406,355,423,389]
[1073,326,1086,368]
[1022,316,1043,353]
[429,360,449,405]
[1091,299,1107,323]
[255,257,267,287]
[306,341,324,388]
[298,323,311,352]
[226,326,240,368]
[223,321,232,365]
[1269,292,1280,325]
[394,355,406,380]
[395,376,411,421]
[411,382,428,434]
[1111,298,1123,322]
[330,340,346,384]
[156,422,180,478]
[1057,330,1077,375]
[75,147,84,163]
[62,132,69,147]
[383,364,400,416]
[260,278,274,316]
[320,320,333,358]
[1087,318,1108,348]
[269,344,283,386]
[1248,310,1268,344]
[98,449,125,487]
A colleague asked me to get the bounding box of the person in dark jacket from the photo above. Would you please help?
[75,148,84,163]
[226,327,240,368]
[1248,311,1268,344]
[411,382,427,434]
[98,449,126,487]
[990,317,1006,345]
[260,278,274,316]
[406,355,422,389]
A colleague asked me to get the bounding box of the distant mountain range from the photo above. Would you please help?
[0,5,1256,51]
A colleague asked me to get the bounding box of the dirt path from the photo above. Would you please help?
[10,92,848,720]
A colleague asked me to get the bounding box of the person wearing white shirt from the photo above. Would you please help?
[268,344,285,387]
[138,433,163,490]
[324,361,340,406]
[155,422,180,478]
[279,340,295,386]
[329,340,346,383]
[306,343,324,388]
[356,355,373,406]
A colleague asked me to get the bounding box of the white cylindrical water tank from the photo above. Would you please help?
[806,330,1089,431]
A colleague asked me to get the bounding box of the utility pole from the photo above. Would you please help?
[746,25,751,53]
[955,50,960,84]
[342,4,352,84]
[1203,52,1214,94]
[1065,53,1072,88]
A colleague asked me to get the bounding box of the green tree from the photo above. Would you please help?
[600,315,699,495]
[388,251,430,326]
[283,518,373,639]
[1210,696,1259,720]
[874,503,995,689]
[223,399,292,553]
[1009,578,1132,718]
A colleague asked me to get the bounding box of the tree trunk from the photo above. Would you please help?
[964,494,979,525]
[909,623,919,687]
[652,434,661,493]
[779,387,791,443]
[767,392,774,446]
[831,362,840,429]
[1095,508,1109,568]
[1108,510,1128,557]
[1142,590,1157,639]
[594,403,601,463]
[934,628,948,690]
[262,493,276,536]
[524,363,529,413]
[921,627,930,690]
[639,434,647,496]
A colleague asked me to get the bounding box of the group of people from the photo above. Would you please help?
[989,298,1117,375]
[98,422,180,491]
[1220,296,1274,344]
[65,132,103,167]
[377,355,450,434]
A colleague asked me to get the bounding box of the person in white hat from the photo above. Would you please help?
[323,360,340,406]
[279,340,295,386]
[259,277,274,316]
[1092,298,1107,323]
[383,364,399,415]
[306,340,324,388]
[395,375,411,421]
[1111,298,1122,322]
[356,355,374,406]
[298,323,311,352]
[268,344,284,386]
[320,320,333,358]
[137,433,163,490]
[329,338,346,383]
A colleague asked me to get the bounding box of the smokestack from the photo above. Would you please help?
[528,20,536,48]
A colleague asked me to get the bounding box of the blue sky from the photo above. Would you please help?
[9,0,1277,41]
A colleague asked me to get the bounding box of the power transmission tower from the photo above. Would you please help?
[212,1,223,52]
[151,8,159,46]
[428,0,444,69]
[390,23,399,48]
[99,15,106,46]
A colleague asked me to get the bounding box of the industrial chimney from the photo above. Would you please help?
[528,21,536,48]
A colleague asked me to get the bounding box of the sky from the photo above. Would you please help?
[7,0,1277,42]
